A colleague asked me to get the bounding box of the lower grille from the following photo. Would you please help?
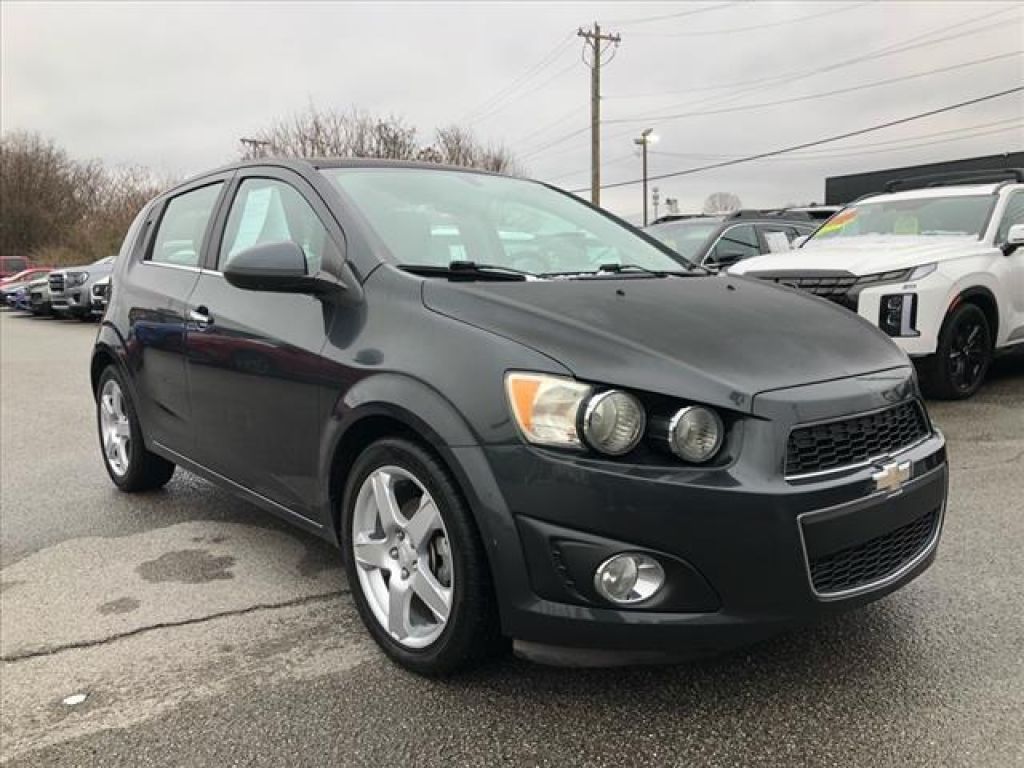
[786,400,930,477]
[808,508,939,595]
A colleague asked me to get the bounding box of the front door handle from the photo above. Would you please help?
[189,307,213,329]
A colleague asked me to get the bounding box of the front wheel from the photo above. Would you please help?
[919,303,992,400]
[96,366,176,491]
[341,438,501,676]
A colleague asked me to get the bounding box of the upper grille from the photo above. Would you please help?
[48,274,65,293]
[808,508,939,594]
[752,270,912,310]
[786,400,929,477]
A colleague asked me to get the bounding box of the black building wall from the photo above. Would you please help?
[825,152,1024,205]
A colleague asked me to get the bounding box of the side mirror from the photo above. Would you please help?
[1003,223,1024,255]
[223,241,345,296]
[708,252,744,270]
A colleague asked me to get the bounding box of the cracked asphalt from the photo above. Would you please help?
[1,309,1022,767]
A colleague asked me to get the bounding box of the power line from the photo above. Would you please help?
[669,8,1020,117]
[648,123,1023,164]
[565,87,1024,193]
[606,2,740,27]
[627,1,869,38]
[603,51,1022,126]
[520,49,1020,163]
[645,118,1024,161]
[605,9,1017,105]
[545,151,638,182]
[522,9,1021,164]
[468,59,580,126]
[458,33,574,124]
[545,122,1023,185]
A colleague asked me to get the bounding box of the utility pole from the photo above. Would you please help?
[634,128,656,225]
[577,22,620,208]
[239,137,273,158]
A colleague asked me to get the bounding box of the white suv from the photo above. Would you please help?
[730,173,1024,399]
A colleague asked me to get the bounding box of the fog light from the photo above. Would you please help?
[594,553,665,604]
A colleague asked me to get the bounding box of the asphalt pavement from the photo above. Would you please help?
[1,309,1022,767]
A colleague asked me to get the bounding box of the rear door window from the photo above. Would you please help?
[149,183,224,267]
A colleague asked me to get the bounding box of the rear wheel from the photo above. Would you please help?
[919,303,992,400]
[96,366,176,491]
[341,437,501,676]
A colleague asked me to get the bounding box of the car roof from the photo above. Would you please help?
[858,183,1013,204]
[170,156,500,195]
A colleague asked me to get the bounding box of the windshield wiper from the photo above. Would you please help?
[399,261,532,282]
[540,263,698,279]
[598,263,667,276]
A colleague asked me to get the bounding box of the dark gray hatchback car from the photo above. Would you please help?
[92,159,948,674]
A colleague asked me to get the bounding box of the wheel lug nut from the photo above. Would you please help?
[389,548,398,559]
[401,568,409,579]
[397,531,405,541]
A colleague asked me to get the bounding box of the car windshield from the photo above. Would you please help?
[644,219,722,260]
[321,168,692,275]
[811,194,995,242]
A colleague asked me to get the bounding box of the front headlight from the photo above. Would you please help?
[67,271,89,287]
[582,390,645,455]
[907,263,936,281]
[668,406,724,463]
[505,372,590,448]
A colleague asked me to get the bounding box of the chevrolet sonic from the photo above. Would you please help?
[92,159,948,674]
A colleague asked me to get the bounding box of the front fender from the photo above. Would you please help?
[318,372,530,632]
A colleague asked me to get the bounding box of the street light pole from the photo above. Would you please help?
[633,128,655,226]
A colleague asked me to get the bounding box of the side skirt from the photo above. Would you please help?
[151,441,331,541]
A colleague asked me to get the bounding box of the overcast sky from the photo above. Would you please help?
[2,0,1022,220]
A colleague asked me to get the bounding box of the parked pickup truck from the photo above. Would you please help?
[731,170,1024,399]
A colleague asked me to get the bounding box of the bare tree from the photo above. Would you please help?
[1,131,172,265]
[240,107,519,173]
[703,192,743,215]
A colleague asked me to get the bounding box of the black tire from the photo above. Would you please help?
[95,365,176,491]
[341,437,502,676]
[919,302,992,400]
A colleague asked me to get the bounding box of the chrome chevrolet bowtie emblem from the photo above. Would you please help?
[873,460,912,494]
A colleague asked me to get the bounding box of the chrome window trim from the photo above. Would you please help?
[140,260,203,273]
[701,223,760,265]
[784,399,931,481]
[796,462,946,601]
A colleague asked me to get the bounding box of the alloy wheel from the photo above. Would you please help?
[351,466,454,649]
[99,378,131,476]
[947,316,988,393]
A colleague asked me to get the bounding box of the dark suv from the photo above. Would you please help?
[92,159,948,675]
[645,211,818,271]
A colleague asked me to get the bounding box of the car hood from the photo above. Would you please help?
[422,275,908,413]
[731,235,992,276]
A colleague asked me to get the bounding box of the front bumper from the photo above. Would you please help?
[484,431,945,658]
[855,272,957,357]
[462,368,947,662]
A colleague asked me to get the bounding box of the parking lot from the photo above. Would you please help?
[1,308,1022,767]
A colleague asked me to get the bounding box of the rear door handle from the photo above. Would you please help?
[189,307,213,329]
